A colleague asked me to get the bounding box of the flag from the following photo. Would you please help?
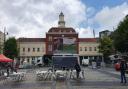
[93,29,95,38]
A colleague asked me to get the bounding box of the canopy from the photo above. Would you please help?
[0,54,13,62]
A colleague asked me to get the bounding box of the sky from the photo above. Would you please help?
[0,0,128,38]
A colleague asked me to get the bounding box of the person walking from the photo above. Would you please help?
[74,62,81,79]
[120,59,127,84]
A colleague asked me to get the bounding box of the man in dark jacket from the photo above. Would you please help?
[6,63,10,77]
[120,59,127,83]
[74,62,81,78]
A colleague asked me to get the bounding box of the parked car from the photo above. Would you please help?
[34,57,43,67]
[82,59,89,66]
[19,64,33,69]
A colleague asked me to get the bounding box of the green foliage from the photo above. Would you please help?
[99,36,113,63]
[99,36,113,55]
[113,15,128,53]
[4,37,18,59]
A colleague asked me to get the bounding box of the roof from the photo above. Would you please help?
[60,12,64,16]
[0,31,4,34]
[79,38,98,42]
[17,37,99,43]
[48,27,76,33]
[17,38,46,42]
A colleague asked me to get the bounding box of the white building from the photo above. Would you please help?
[17,38,46,65]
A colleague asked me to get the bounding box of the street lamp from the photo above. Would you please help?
[61,35,64,52]
[3,27,8,54]
[0,37,2,54]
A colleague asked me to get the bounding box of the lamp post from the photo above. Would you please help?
[61,35,64,52]
[0,36,2,54]
[3,27,8,54]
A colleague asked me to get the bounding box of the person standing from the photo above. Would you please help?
[92,60,96,69]
[74,62,81,79]
[6,63,10,77]
[120,59,127,84]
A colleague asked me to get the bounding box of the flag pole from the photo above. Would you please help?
[93,29,95,38]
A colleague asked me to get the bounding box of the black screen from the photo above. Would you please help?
[52,56,78,69]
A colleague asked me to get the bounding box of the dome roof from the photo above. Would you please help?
[60,12,64,16]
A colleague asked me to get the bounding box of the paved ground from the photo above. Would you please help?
[0,67,128,89]
[70,67,128,89]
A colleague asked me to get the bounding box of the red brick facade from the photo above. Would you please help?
[46,27,78,55]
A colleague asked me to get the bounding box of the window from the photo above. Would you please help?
[89,47,92,51]
[23,48,25,52]
[37,48,39,52]
[94,47,97,51]
[27,58,29,63]
[80,47,82,51]
[33,48,35,52]
[37,60,40,63]
[85,47,87,51]
[61,30,63,32]
[42,47,44,52]
[49,36,52,41]
[28,48,30,52]
[48,45,52,51]
[32,57,35,60]
[50,45,52,51]
[48,45,50,51]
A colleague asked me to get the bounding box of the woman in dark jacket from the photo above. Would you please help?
[120,59,127,83]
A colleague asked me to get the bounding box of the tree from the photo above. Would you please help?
[4,37,18,59]
[113,15,128,53]
[99,36,113,63]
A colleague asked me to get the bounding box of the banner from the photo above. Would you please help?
[63,38,75,45]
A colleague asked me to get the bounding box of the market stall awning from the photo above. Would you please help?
[0,54,13,62]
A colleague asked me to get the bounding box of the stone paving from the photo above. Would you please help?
[98,67,128,77]
[69,67,128,89]
[0,67,128,89]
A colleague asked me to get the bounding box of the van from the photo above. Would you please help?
[82,59,89,66]
[35,57,43,67]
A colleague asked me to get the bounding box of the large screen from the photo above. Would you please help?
[53,37,77,53]
[52,56,78,69]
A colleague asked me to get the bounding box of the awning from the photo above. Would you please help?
[0,54,13,62]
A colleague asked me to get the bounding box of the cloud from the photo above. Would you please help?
[0,0,87,38]
[93,2,128,32]
[1,0,127,39]
[76,27,94,38]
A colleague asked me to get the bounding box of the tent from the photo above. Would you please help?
[0,54,13,62]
